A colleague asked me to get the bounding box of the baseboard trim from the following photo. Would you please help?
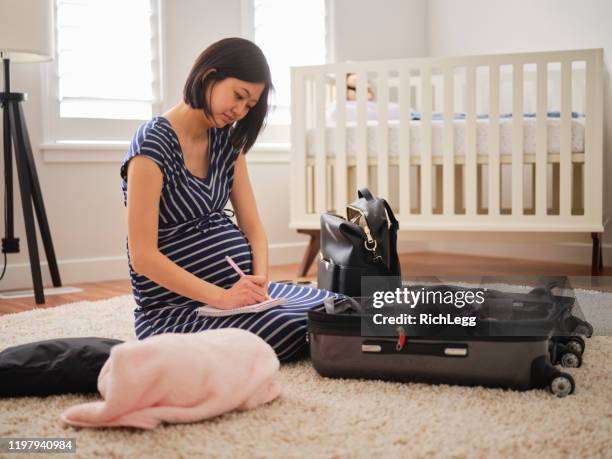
[1,241,607,290]
[1,255,130,291]
[0,244,333,289]
[427,241,612,266]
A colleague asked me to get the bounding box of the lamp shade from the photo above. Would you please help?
[0,0,54,63]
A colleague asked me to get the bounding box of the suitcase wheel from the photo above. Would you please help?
[555,336,586,356]
[549,373,575,397]
[565,337,585,355]
[559,350,582,368]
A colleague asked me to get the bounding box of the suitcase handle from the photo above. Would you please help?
[361,339,468,358]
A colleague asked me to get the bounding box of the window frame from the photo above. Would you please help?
[240,0,334,144]
[42,0,164,144]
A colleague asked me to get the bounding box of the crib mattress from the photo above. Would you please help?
[305,118,585,157]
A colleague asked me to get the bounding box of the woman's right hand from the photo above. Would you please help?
[212,275,268,309]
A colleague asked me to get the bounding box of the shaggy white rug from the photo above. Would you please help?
[0,292,611,459]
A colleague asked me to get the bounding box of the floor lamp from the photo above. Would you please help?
[0,0,62,304]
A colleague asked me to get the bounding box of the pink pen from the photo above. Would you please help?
[226,255,270,300]
[225,255,246,277]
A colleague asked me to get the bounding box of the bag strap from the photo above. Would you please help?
[360,197,401,277]
[382,199,401,276]
[358,188,374,201]
[353,189,401,276]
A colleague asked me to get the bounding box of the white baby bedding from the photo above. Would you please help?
[308,102,585,157]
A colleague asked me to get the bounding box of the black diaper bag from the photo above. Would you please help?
[318,188,401,296]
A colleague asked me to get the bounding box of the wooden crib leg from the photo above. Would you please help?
[297,229,321,278]
[591,232,603,276]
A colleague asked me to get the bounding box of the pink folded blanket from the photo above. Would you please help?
[61,328,281,429]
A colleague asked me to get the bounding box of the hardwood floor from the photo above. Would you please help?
[0,279,133,315]
[0,251,609,315]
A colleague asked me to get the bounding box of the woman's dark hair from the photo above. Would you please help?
[183,37,273,154]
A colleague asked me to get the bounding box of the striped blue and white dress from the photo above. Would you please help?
[120,116,339,362]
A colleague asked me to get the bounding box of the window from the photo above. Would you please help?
[44,0,162,143]
[243,0,329,125]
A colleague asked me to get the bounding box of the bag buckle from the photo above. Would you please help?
[364,238,377,252]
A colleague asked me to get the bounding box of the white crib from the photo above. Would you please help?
[289,49,609,275]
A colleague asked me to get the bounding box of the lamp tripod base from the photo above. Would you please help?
[2,91,62,304]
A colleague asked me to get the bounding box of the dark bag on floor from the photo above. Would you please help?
[0,337,123,397]
[318,188,401,297]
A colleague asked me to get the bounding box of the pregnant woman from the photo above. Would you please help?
[120,38,337,361]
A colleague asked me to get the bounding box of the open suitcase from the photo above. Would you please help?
[308,284,592,397]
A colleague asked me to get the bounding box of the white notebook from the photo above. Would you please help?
[196,297,287,317]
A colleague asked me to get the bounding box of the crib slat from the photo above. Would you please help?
[465,65,477,215]
[305,78,314,214]
[314,72,327,215]
[334,70,348,214]
[356,70,368,192]
[559,60,572,217]
[442,65,454,215]
[511,63,524,216]
[535,60,548,217]
[399,66,411,218]
[488,64,500,216]
[291,68,307,221]
[421,66,433,215]
[377,69,390,199]
[584,50,604,222]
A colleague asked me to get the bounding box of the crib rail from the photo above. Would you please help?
[290,49,606,232]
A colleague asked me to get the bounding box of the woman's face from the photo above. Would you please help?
[206,77,265,128]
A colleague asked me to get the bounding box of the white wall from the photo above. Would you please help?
[161,0,242,111]
[426,0,612,263]
[333,0,427,61]
[428,0,612,60]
